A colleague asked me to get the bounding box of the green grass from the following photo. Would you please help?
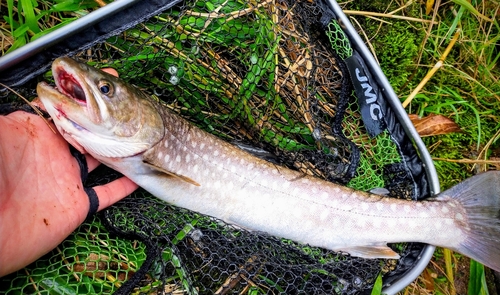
[1,0,106,54]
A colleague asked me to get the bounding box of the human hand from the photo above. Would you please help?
[0,109,138,277]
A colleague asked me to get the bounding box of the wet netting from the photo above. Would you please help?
[0,0,429,294]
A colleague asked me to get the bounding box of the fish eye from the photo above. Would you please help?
[99,81,113,95]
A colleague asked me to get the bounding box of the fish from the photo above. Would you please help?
[37,57,500,272]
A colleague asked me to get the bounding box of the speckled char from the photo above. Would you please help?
[139,104,468,257]
[38,57,500,270]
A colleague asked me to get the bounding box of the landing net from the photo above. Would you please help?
[1,0,429,294]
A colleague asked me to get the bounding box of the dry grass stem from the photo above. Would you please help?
[402,29,461,108]
[343,10,436,24]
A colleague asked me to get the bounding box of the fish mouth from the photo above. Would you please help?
[54,67,87,105]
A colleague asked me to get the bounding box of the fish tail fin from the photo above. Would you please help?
[443,171,500,272]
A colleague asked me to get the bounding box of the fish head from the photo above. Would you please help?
[37,57,165,158]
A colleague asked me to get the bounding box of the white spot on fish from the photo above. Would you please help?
[176,155,181,163]
[214,181,221,189]
[390,203,397,212]
[404,205,411,213]
[185,154,191,163]
[247,163,254,170]
[202,154,209,161]
[441,206,450,214]
[376,203,384,211]
[158,151,163,159]
[164,154,170,162]
[455,213,464,221]
[200,143,205,150]
[170,134,176,141]
[292,208,302,217]
[357,218,366,227]
[164,140,169,148]
[445,219,453,225]
[191,141,197,148]
[193,164,199,173]
[416,203,423,208]
[320,192,329,200]
[408,219,418,228]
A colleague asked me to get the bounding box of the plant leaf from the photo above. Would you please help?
[468,260,490,295]
[20,0,40,33]
[409,114,462,137]
[370,273,383,295]
[425,0,435,15]
[451,0,493,22]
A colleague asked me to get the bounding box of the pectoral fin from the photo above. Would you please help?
[340,245,400,259]
[143,161,200,186]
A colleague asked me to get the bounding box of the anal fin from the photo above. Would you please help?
[340,245,400,259]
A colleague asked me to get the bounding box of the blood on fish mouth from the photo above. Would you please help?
[57,69,86,104]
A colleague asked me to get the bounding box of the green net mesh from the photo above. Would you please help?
[1,0,426,294]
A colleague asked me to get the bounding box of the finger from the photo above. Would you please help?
[93,177,139,211]
[85,154,101,172]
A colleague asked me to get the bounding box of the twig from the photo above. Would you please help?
[432,158,500,165]
[343,10,436,24]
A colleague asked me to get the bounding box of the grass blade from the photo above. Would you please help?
[468,260,489,295]
[20,0,40,33]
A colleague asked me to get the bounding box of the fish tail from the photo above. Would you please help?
[443,171,500,272]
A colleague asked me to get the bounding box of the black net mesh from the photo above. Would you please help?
[0,0,429,294]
